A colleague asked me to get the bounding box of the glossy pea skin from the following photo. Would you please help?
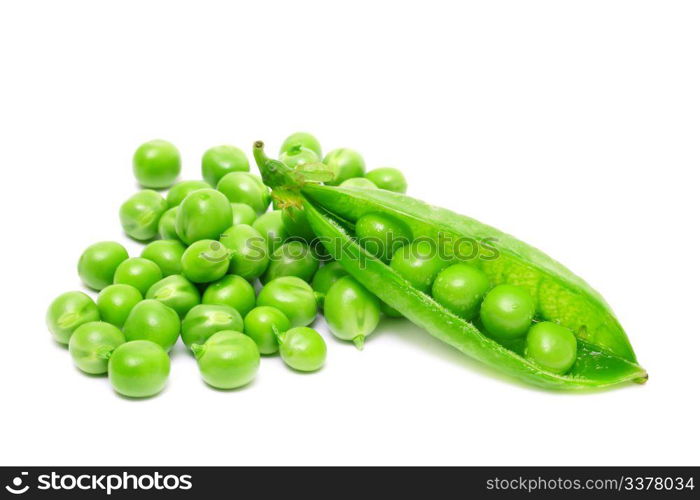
[119,190,168,241]
[355,213,412,262]
[281,206,315,241]
[243,306,290,355]
[96,284,143,328]
[78,241,129,291]
[279,146,319,169]
[201,145,250,187]
[525,322,578,374]
[480,284,535,340]
[46,291,101,344]
[175,189,232,245]
[253,210,288,253]
[180,239,230,283]
[389,240,450,293]
[192,331,260,390]
[365,167,407,193]
[324,276,380,349]
[257,276,317,327]
[141,239,186,276]
[69,321,125,374]
[166,180,209,208]
[279,132,322,158]
[230,202,257,226]
[146,274,201,318]
[158,207,180,240]
[220,225,269,280]
[202,274,256,317]
[181,304,243,348]
[108,340,170,398]
[263,240,319,283]
[311,261,347,307]
[216,172,271,214]
[431,264,490,320]
[340,177,377,189]
[133,139,181,189]
[113,257,163,295]
[324,148,366,185]
[122,299,180,350]
[279,327,326,372]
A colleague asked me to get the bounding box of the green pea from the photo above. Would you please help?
[180,239,230,283]
[192,331,260,390]
[525,322,578,374]
[220,225,269,280]
[340,177,377,189]
[46,291,101,344]
[166,180,209,208]
[108,340,170,398]
[176,188,232,245]
[323,148,366,185]
[324,276,380,349]
[480,284,535,340]
[132,139,181,189]
[96,284,143,328]
[202,274,256,317]
[355,213,412,262]
[141,239,186,276]
[279,146,319,169]
[257,276,317,327]
[365,167,407,193]
[253,210,288,253]
[158,206,180,240]
[181,304,243,348]
[216,172,271,214]
[243,306,290,355]
[146,274,201,318]
[311,261,347,306]
[69,321,125,374]
[201,145,250,187]
[230,202,257,226]
[263,240,319,283]
[113,257,163,295]
[122,299,180,351]
[431,264,490,320]
[77,241,129,291]
[281,206,315,241]
[119,190,168,241]
[278,326,326,372]
[279,132,322,158]
[389,240,450,293]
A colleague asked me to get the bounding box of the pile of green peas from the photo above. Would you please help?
[47,133,410,398]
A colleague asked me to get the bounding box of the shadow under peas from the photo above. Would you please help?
[370,318,638,396]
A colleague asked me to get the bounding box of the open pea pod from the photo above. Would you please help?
[253,141,647,390]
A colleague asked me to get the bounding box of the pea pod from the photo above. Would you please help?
[253,141,647,390]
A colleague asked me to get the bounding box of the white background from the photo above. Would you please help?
[0,1,698,466]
